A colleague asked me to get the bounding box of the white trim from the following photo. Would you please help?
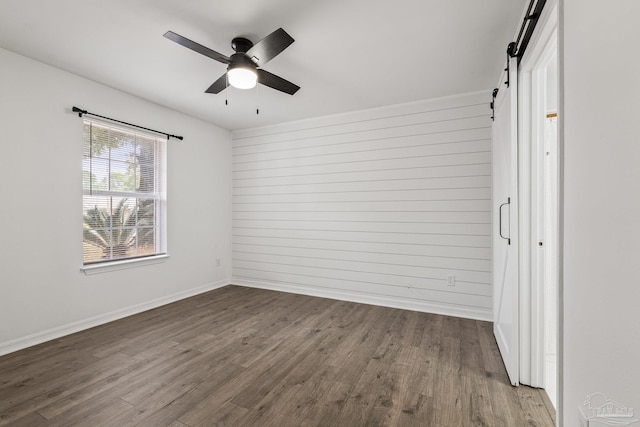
[517,0,560,410]
[557,0,565,422]
[517,3,560,382]
[81,254,170,275]
[0,280,229,357]
[82,116,168,267]
[518,65,534,386]
[232,278,492,322]
[518,1,559,383]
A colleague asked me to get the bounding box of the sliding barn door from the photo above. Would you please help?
[492,57,519,386]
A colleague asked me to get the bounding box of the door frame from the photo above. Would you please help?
[517,0,559,399]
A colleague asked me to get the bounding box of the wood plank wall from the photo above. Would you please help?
[231,91,493,320]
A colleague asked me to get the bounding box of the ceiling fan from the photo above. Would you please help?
[164,28,300,96]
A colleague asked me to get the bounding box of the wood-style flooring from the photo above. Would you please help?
[0,285,555,426]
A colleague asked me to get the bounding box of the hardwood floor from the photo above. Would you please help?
[0,286,555,426]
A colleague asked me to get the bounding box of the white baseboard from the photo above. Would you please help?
[0,280,229,357]
[232,278,492,322]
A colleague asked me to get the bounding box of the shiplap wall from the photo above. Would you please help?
[231,91,492,320]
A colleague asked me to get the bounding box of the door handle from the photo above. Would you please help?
[499,197,511,245]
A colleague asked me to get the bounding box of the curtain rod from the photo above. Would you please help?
[72,106,183,141]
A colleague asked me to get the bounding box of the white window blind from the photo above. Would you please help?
[82,119,167,265]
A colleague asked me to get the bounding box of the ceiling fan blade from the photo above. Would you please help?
[164,31,231,64]
[246,28,294,67]
[257,69,300,95]
[205,73,228,94]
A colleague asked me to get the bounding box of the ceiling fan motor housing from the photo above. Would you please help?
[231,37,253,53]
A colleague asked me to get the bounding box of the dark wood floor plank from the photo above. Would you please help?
[34,349,162,420]
[337,357,391,426]
[301,380,352,427]
[190,401,248,427]
[324,303,384,370]
[38,347,203,425]
[32,351,142,419]
[128,362,247,427]
[405,317,441,400]
[0,350,135,424]
[120,349,227,408]
[432,335,463,426]
[460,319,484,376]
[230,323,334,410]
[44,397,134,427]
[277,364,340,423]
[0,347,100,396]
[0,285,556,427]
[175,366,262,427]
[477,320,510,382]
[460,372,494,427]
[242,335,345,423]
[175,326,337,427]
[330,305,400,382]
[356,311,418,426]
[3,411,49,427]
[517,385,556,427]
[0,339,81,373]
[248,331,351,423]
[395,391,435,427]
[379,344,424,426]
[539,387,557,424]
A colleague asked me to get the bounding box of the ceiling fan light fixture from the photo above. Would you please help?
[228,64,257,89]
[164,28,299,95]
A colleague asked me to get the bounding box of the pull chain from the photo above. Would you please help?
[225,73,229,106]
[256,83,259,115]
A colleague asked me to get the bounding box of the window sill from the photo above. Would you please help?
[81,254,170,276]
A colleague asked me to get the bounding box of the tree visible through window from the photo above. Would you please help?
[82,119,166,265]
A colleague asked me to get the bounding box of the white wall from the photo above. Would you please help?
[231,92,493,320]
[561,1,640,425]
[0,48,232,355]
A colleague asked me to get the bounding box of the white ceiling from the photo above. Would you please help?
[0,0,526,131]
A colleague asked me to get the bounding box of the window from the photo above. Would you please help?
[82,119,166,265]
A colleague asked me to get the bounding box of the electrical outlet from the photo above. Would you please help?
[447,275,455,286]
[216,258,221,267]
